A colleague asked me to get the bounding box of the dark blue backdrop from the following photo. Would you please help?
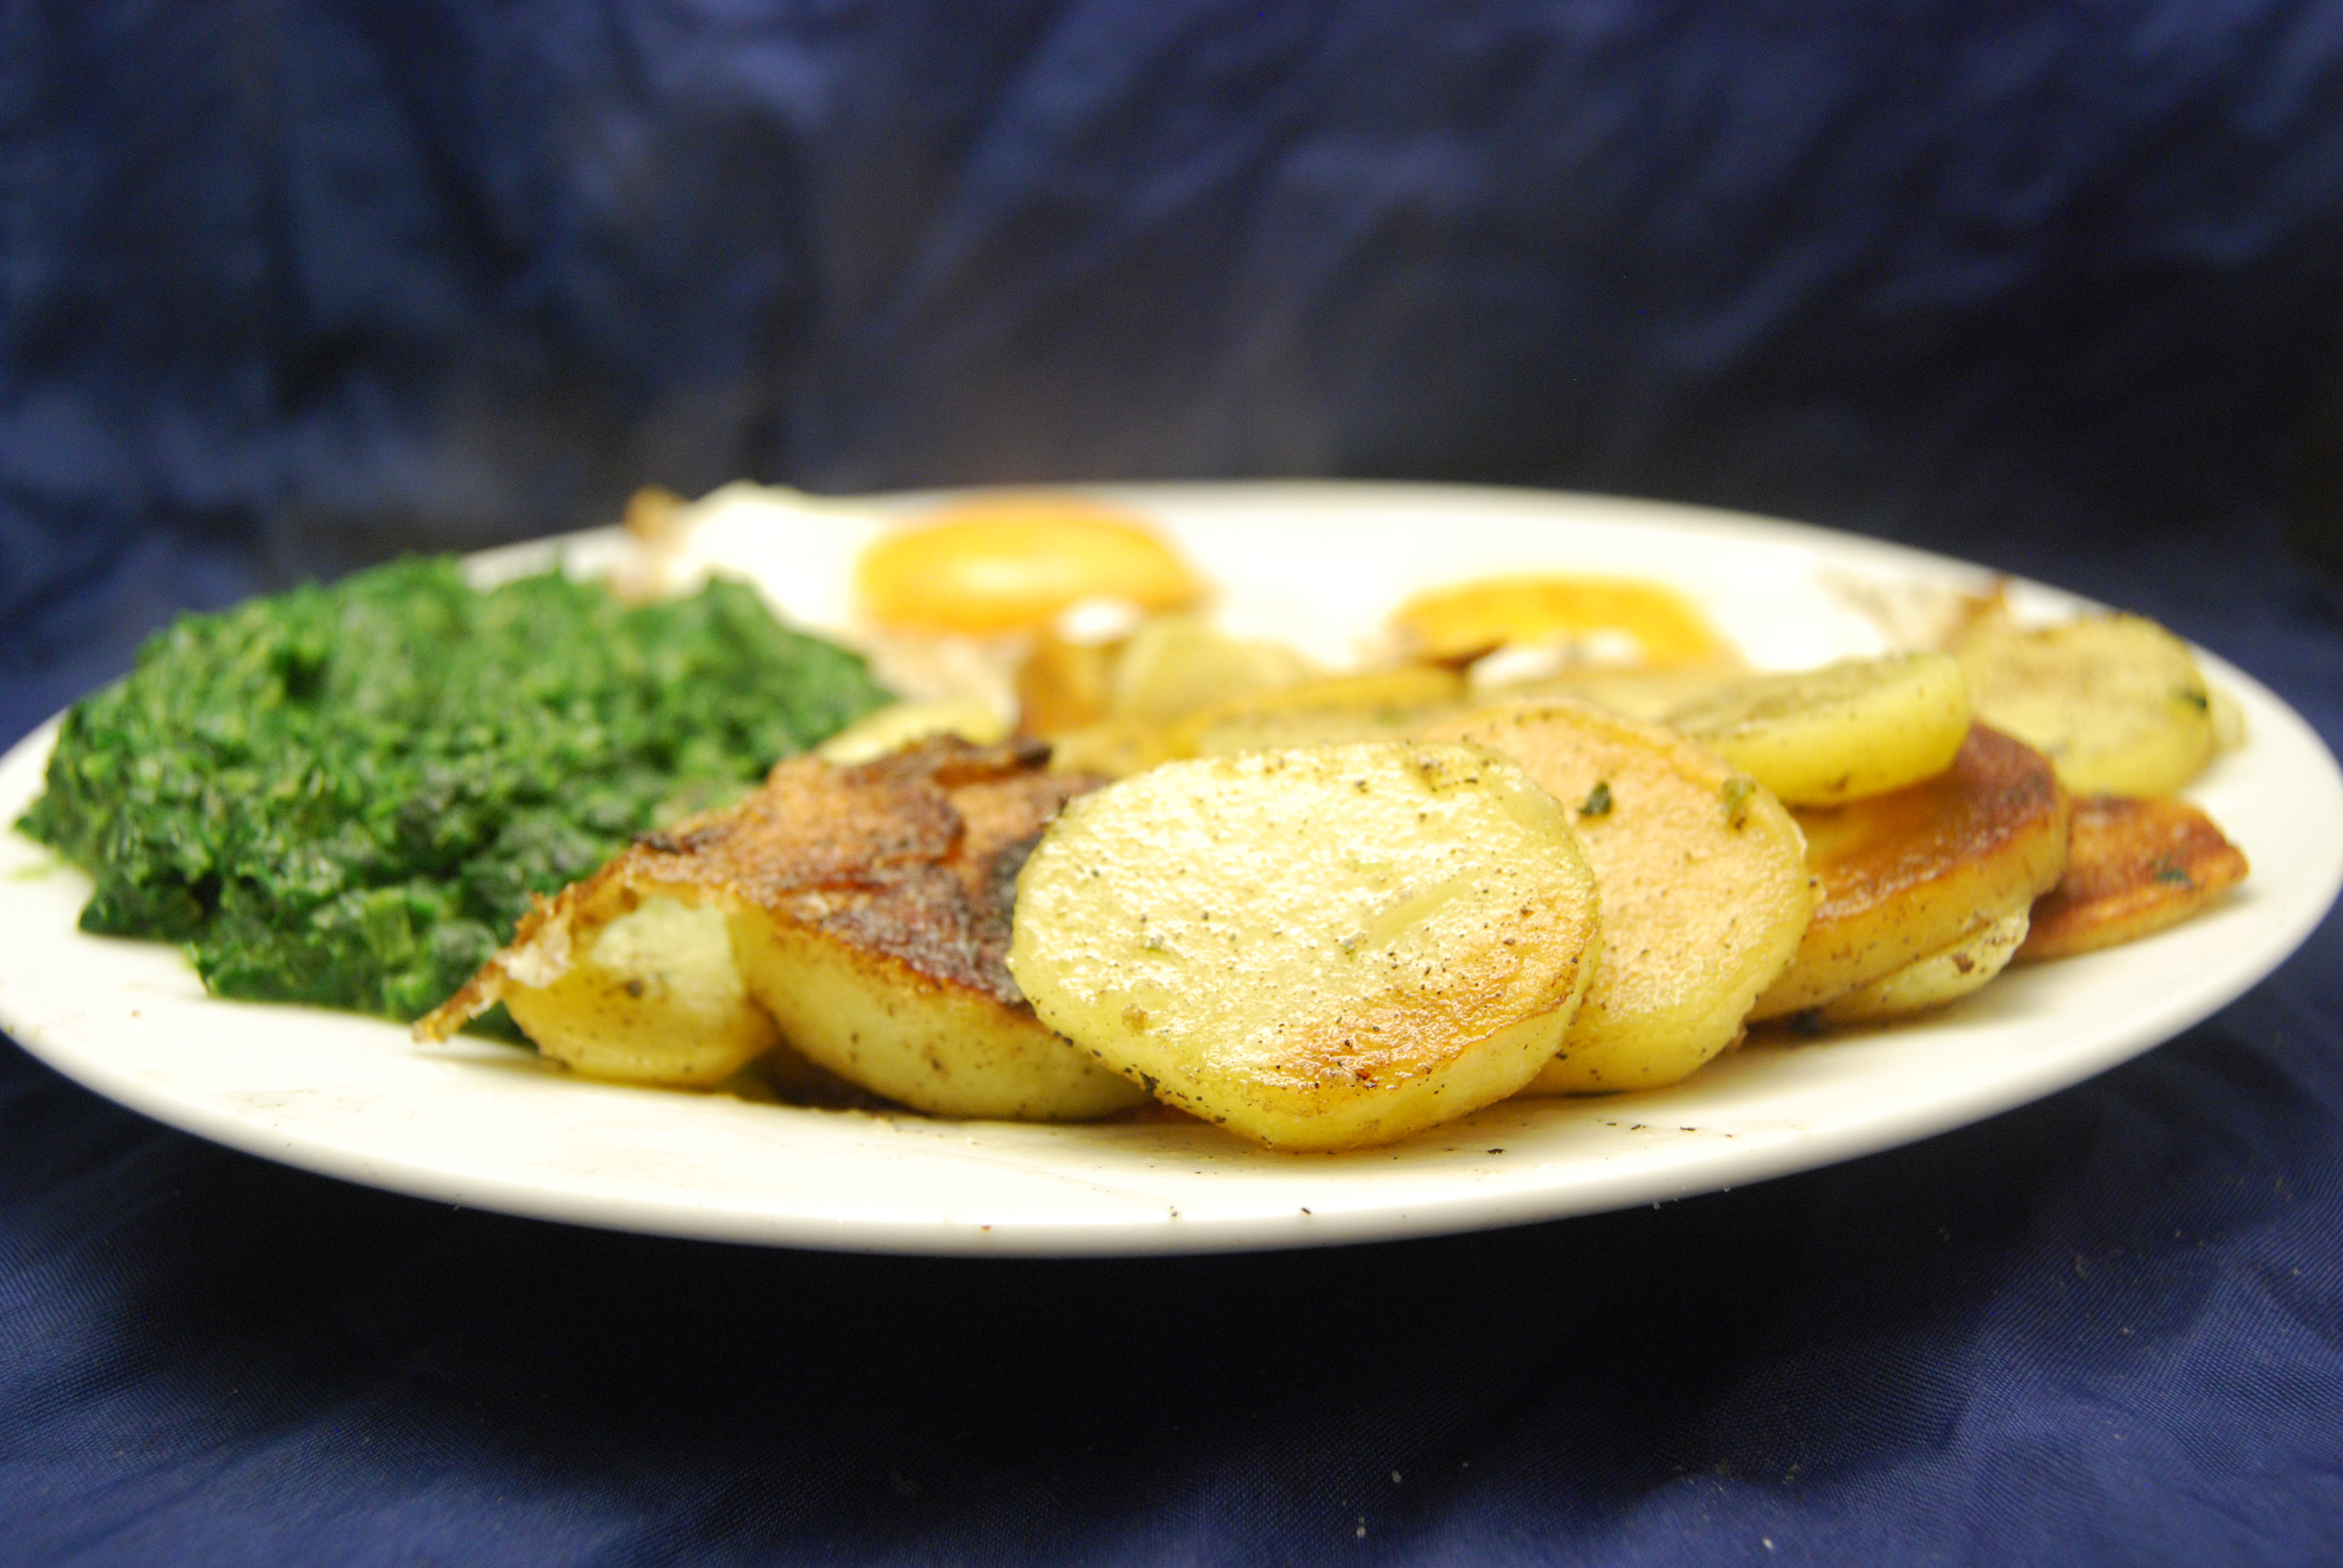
[5,2,2343,1562]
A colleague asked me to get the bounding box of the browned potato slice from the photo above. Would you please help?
[724,911,1140,1120]
[1751,726,2070,1019]
[1008,743,1602,1151]
[421,739,1145,1120]
[1422,700,1812,1093]
[1813,903,2031,1027]
[2016,794,2250,963]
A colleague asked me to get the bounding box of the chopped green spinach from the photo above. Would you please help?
[19,557,890,1020]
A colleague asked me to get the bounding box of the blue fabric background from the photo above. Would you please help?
[5,2,2343,1562]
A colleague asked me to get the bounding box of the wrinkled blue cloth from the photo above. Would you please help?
[7,2,2343,1563]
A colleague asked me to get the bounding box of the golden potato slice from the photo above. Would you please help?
[725,908,1142,1120]
[1751,726,2069,1019]
[1046,665,1461,777]
[1009,609,1332,771]
[816,695,1009,765]
[1391,575,1727,667]
[1665,653,1971,806]
[1105,613,1314,724]
[2015,794,2250,963]
[1812,903,2031,1027]
[1475,664,1745,722]
[1040,716,1185,780]
[1956,613,2217,796]
[1179,666,1468,757]
[1008,743,1602,1151]
[421,739,1145,1120]
[498,894,786,1087]
[1421,701,1812,1094]
[857,494,1202,635]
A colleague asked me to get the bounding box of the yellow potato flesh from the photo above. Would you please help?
[1479,665,1745,723]
[1812,903,2031,1027]
[496,894,784,1088]
[1104,614,1314,723]
[815,696,1009,765]
[1423,700,1812,1094]
[1038,616,1323,776]
[1957,613,2217,797]
[1178,665,1468,757]
[1008,743,1602,1151]
[1666,653,1972,806]
[857,495,1202,635]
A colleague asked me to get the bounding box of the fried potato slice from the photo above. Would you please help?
[1421,700,1811,1094]
[857,494,1203,635]
[816,694,1009,765]
[487,894,788,1087]
[1812,903,2031,1027]
[1475,664,1745,722]
[2015,794,2250,963]
[1040,716,1186,780]
[1104,613,1314,724]
[1391,575,1727,667]
[1007,743,1602,1151]
[1956,613,2217,796]
[1751,725,2070,1019]
[1665,653,1971,806]
[1179,666,1468,757]
[1037,616,1323,777]
[421,739,1145,1120]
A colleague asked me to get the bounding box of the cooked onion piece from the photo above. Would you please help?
[1666,653,1971,806]
[1392,574,1727,667]
[1751,726,2069,1020]
[1813,903,2031,1027]
[1421,700,1810,1093]
[1015,632,1120,739]
[1008,743,1602,1151]
[421,739,1145,1120]
[1956,613,2218,797]
[2016,794,2250,962]
[857,494,1203,635]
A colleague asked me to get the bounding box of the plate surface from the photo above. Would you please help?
[3,482,2338,1256]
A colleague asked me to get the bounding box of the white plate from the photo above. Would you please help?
[3,482,2338,1256]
